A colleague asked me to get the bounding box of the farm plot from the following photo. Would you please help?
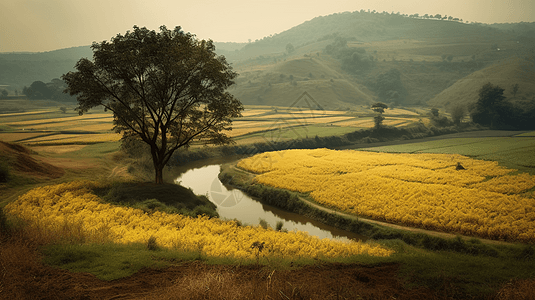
[363,136,535,174]
[238,149,535,242]
[5,181,393,259]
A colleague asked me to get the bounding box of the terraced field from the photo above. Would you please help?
[0,105,423,146]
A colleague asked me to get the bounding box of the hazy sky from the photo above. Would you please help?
[1,0,534,53]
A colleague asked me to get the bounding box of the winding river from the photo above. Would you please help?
[172,160,366,242]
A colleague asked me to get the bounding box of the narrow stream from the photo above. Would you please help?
[174,163,366,242]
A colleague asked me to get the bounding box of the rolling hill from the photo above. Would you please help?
[428,57,535,108]
[1,11,534,110]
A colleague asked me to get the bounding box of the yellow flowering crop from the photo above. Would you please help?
[238,149,535,243]
[4,181,392,259]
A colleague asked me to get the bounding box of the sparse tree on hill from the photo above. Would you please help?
[62,26,243,184]
[371,102,388,129]
[286,43,295,54]
[448,105,466,126]
[0,90,8,99]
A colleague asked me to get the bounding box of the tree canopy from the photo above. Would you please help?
[470,82,510,128]
[62,25,243,183]
[371,102,388,129]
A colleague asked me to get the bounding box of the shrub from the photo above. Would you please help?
[276,221,284,231]
[147,236,158,251]
[259,218,269,229]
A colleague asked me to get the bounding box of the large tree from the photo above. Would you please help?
[470,82,512,128]
[62,26,243,184]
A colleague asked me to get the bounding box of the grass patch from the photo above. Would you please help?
[363,135,535,174]
[93,181,218,218]
[40,242,194,281]
[389,243,535,298]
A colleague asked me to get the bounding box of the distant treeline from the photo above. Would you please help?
[469,82,535,130]
[22,79,75,102]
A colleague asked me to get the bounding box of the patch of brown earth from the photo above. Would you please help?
[0,141,64,179]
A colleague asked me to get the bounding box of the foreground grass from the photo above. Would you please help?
[382,240,535,297]
[33,234,535,298]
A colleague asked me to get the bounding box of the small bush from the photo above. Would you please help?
[147,236,158,251]
[259,219,269,229]
[276,221,284,231]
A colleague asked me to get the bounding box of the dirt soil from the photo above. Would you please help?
[0,141,64,179]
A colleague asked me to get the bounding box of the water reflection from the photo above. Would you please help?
[175,164,365,241]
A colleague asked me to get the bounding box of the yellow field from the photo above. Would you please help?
[238,149,535,242]
[382,108,420,116]
[0,132,46,142]
[5,113,113,127]
[0,106,422,145]
[241,109,270,117]
[5,181,393,259]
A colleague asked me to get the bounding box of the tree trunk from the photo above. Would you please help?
[151,147,165,184]
[155,165,164,184]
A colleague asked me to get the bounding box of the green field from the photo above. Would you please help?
[362,132,535,174]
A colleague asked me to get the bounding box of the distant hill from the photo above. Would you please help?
[427,57,535,108]
[0,43,243,88]
[231,56,374,109]
[227,12,535,108]
[1,11,534,109]
[0,46,92,88]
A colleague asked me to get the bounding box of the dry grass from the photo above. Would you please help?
[23,133,121,144]
[495,279,535,300]
[5,113,112,126]
[30,145,88,154]
[0,132,48,142]
[227,127,272,137]
[383,108,420,116]
[232,121,278,128]
[241,109,271,117]
[0,109,55,117]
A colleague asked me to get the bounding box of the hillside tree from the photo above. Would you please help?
[286,43,295,54]
[448,105,466,126]
[62,26,243,184]
[470,82,512,128]
[23,81,53,99]
[371,102,388,129]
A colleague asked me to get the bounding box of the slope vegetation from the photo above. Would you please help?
[428,57,535,108]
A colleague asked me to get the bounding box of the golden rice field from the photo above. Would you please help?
[0,106,422,145]
[4,181,393,259]
[238,149,535,243]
